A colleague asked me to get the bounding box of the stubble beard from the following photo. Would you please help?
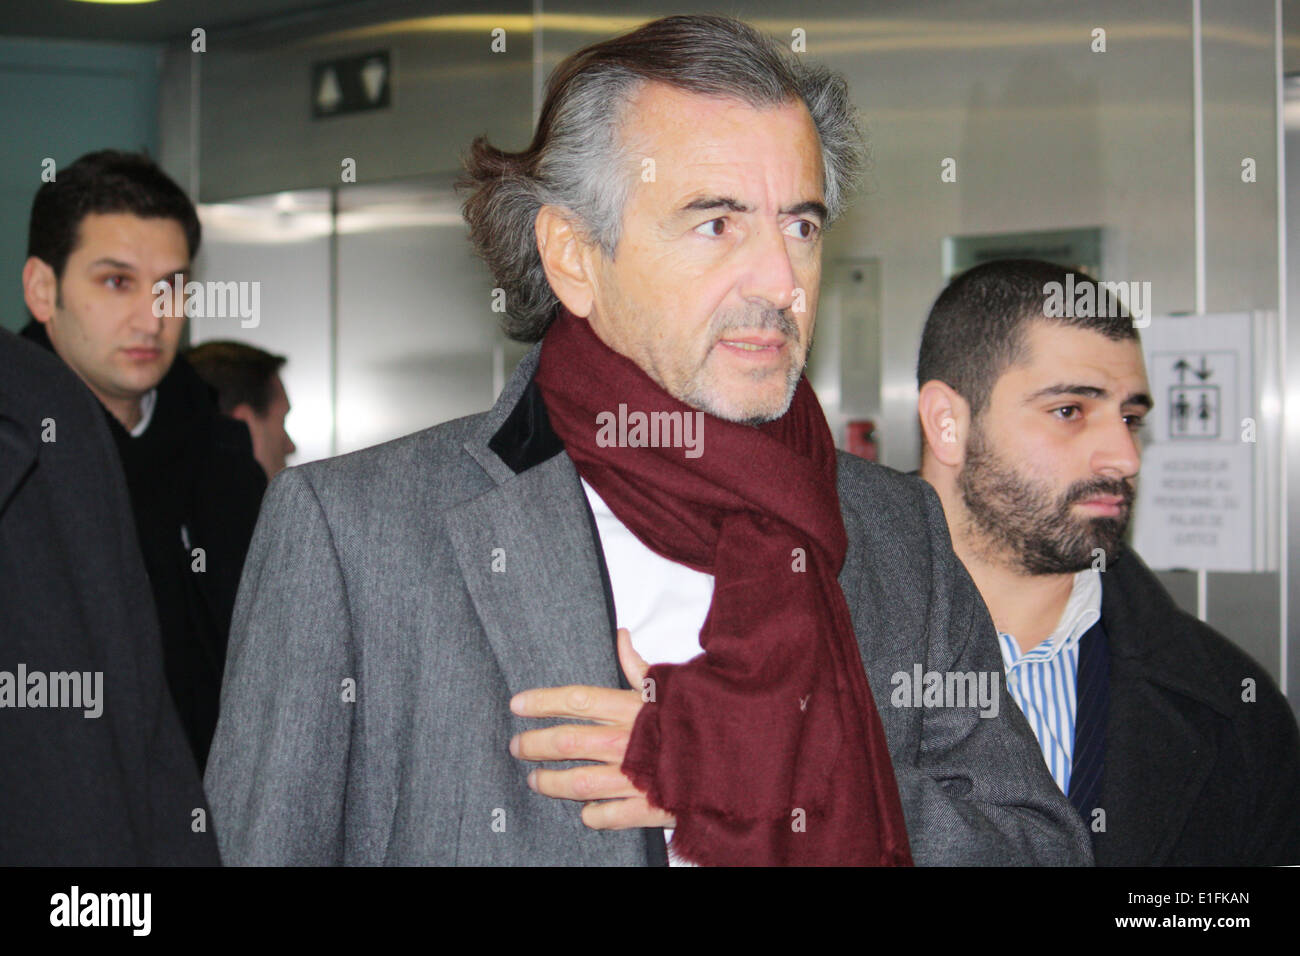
[678,306,808,425]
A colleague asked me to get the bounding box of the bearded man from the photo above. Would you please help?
[916,258,1300,865]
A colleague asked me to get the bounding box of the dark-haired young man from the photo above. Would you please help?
[916,258,1300,865]
[207,16,1089,866]
[20,149,266,772]
[186,340,296,479]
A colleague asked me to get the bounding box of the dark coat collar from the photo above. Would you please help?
[487,375,563,475]
[1100,546,1238,717]
[465,342,549,483]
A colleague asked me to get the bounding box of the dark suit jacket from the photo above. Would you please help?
[0,327,219,864]
[1093,547,1300,865]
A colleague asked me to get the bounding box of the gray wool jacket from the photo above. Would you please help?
[204,344,1093,866]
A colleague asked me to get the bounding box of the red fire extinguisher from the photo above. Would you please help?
[845,419,878,461]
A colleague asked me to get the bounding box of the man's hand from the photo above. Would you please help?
[509,628,677,830]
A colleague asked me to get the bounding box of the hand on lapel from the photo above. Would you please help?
[509,628,678,830]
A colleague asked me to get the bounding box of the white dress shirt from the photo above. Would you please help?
[580,478,711,866]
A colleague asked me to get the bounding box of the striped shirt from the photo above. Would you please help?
[996,569,1102,797]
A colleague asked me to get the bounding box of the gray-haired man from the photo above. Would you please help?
[206,15,1089,866]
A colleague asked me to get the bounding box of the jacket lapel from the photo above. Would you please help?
[444,452,622,697]
[1097,548,1222,864]
[0,414,36,519]
[444,343,622,696]
[447,344,669,866]
[0,344,38,516]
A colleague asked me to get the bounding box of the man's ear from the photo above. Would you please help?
[228,402,258,429]
[917,379,969,468]
[23,257,58,324]
[535,205,597,318]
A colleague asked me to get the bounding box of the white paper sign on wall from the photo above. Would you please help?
[1131,313,1256,572]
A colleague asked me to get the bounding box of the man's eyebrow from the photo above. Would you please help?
[1024,383,1154,410]
[677,196,828,222]
[780,200,828,223]
[680,196,751,215]
[85,259,188,282]
[87,258,137,271]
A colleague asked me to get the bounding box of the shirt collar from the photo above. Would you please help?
[1000,568,1102,664]
[129,388,158,438]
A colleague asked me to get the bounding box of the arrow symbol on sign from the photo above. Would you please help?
[1194,355,1212,381]
[317,68,342,111]
[360,58,387,103]
[1173,358,1190,383]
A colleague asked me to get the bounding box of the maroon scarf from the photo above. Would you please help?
[533,309,912,866]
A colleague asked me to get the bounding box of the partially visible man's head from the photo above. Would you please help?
[460,15,864,423]
[916,259,1152,574]
[185,340,295,479]
[23,150,201,426]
